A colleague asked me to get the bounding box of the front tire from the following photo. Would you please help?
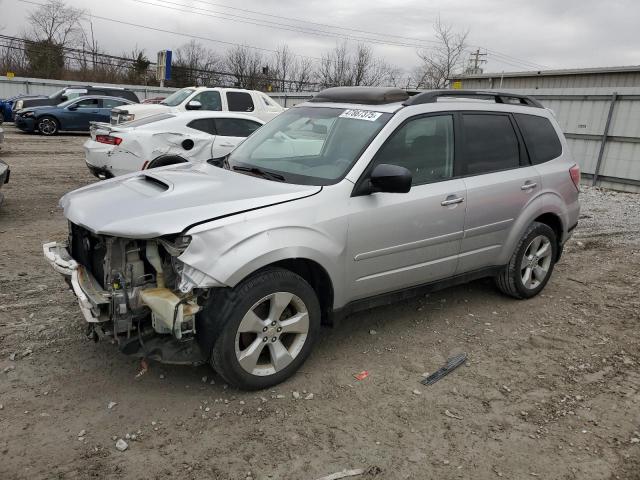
[495,222,557,299]
[37,116,59,136]
[198,268,321,390]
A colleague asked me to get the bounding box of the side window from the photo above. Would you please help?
[462,114,520,175]
[372,115,455,185]
[186,118,217,135]
[74,98,100,109]
[215,118,262,137]
[226,92,255,112]
[102,99,127,109]
[515,113,562,164]
[191,91,222,111]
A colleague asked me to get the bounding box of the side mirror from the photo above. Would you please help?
[369,164,412,194]
[67,105,78,111]
[186,100,202,110]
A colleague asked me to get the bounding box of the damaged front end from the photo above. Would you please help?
[43,223,206,365]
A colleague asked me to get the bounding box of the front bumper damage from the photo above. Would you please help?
[43,241,206,365]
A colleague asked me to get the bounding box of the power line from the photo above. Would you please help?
[173,0,549,69]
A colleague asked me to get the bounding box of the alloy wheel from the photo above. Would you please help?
[234,291,309,376]
[38,118,57,135]
[520,235,553,290]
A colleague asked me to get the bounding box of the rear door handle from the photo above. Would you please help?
[441,196,464,206]
[521,182,537,190]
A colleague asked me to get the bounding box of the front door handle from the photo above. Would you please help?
[521,182,537,190]
[219,143,235,147]
[441,196,464,206]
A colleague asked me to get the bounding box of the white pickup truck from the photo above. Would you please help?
[110,87,284,125]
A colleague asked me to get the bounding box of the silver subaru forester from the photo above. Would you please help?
[44,87,580,390]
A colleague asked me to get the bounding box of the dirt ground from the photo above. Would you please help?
[0,124,639,480]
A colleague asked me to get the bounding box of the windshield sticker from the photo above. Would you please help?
[339,109,383,121]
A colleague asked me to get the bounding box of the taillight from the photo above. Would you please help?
[96,135,122,146]
[569,164,580,191]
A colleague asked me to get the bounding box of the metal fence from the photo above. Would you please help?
[0,75,313,107]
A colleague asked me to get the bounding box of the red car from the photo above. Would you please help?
[142,96,166,104]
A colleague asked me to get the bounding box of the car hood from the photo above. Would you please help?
[60,163,321,238]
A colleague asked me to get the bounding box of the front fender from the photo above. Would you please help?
[179,222,347,305]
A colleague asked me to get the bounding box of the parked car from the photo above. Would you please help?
[15,96,135,135]
[1,94,41,124]
[43,87,580,390]
[84,111,264,178]
[109,87,283,125]
[0,159,9,207]
[12,85,139,114]
[142,96,166,104]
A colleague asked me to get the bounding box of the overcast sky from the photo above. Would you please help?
[2,0,640,75]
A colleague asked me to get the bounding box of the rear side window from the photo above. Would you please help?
[187,118,216,135]
[462,114,520,175]
[515,114,562,164]
[226,92,255,112]
[215,118,261,137]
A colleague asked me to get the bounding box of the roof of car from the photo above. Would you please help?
[67,95,135,102]
[302,86,544,112]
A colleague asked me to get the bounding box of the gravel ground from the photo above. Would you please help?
[0,124,639,480]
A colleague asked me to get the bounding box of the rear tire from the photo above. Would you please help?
[197,268,321,390]
[37,116,59,136]
[495,222,557,299]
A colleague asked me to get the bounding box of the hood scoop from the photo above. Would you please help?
[141,175,170,191]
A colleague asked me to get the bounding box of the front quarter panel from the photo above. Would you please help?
[180,183,351,307]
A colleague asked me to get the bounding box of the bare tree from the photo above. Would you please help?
[318,42,396,88]
[171,40,224,87]
[26,0,84,46]
[225,45,265,90]
[291,56,315,91]
[412,17,468,89]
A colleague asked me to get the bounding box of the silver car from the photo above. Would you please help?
[44,87,580,390]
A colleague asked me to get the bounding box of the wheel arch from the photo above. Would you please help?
[147,154,189,169]
[262,258,335,326]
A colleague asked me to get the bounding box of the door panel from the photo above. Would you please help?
[347,180,466,300]
[460,167,540,271]
[457,112,540,272]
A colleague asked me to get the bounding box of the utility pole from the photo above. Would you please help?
[467,49,487,75]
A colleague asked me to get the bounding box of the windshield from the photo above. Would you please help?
[228,106,392,185]
[48,88,66,100]
[161,88,195,106]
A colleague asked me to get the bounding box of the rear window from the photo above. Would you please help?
[462,114,520,175]
[215,118,261,137]
[187,118,216,135]
[515,113,562,164]
[226,92,255,112]
[123,113,175,127]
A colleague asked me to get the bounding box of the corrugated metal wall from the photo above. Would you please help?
[452,70,640,89]
[0,75,313,107]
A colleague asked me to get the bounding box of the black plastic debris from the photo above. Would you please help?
[421,353,467,386]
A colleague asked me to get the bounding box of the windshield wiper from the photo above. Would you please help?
[232,165,286,182]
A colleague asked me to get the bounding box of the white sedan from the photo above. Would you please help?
[84,111,264,178]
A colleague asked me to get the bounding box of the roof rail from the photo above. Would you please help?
[403,89,544,108]
[309,86,409,105]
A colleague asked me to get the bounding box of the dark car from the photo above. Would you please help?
[15,96,135,135]
[1,94,42,124]
[0,158,9,207]
[12,86,139,114]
